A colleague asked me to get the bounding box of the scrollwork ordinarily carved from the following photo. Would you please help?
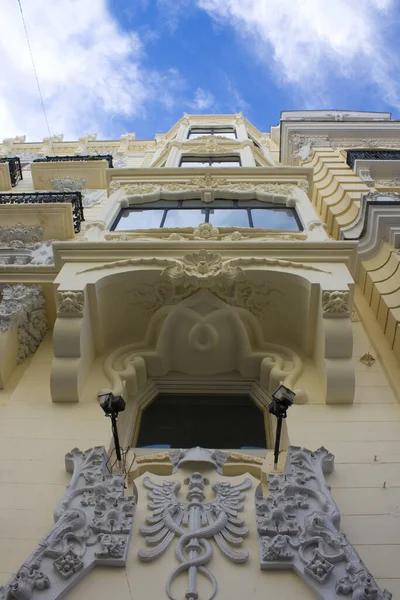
[256,446,392,600]
[0,447,136,600]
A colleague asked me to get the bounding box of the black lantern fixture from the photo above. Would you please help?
[268,384,295,467]
[98,392,126,463]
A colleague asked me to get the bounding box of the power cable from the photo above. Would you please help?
[17,0,52,139]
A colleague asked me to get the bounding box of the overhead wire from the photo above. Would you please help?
[17,0,52,139]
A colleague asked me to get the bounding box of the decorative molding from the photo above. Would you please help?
[256,446,392,600]
[193,222,219,240]
[350,308,360,323]
[288,131,400,163]
[0,284,47,362]
[0,447,136,600]
[109,177,297,202]
[139,461,251,600]
[228,452,264,464]
[375,178,400,187]
[0,223,54,266]
[50,175,87,193]
[322,291,350,318]
[56,291,84,317]
[0,222,44,246]
[136,452,171,464]
[169,447,228,473]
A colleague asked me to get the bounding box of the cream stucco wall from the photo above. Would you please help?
[1,317,399,598]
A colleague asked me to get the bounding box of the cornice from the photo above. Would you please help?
[52,240,358,272]
[280,120,400,165]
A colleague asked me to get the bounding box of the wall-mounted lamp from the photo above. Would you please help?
[98,392,126,463]
[268,384,295,467]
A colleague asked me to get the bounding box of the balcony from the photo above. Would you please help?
[0,157,23,190]
[0,191,84,233]
[31,155,113,190]
[347,149,400,169]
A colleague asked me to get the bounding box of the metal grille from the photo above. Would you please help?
[0,157,23,186]
[0,191,84,233]
[347,149,400,170]
[33,154,114,168]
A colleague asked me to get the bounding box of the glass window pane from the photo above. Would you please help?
[180,160,208,167]
[115,210,163,230]
[216,132,236,139]
[211,160,240,167]
[163,209,206,228]
[251,209,300,230]
[208,209,250,227]
[188,132,210,139]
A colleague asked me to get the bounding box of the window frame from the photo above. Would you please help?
[179,155,242,168]
[187,126,237,140]
[111,199,303,231]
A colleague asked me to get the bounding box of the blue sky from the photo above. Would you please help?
[1,0,400,141]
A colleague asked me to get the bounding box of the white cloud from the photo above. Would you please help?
[190,87,216,110]
[196,0,399,107]
[0,0,183,140]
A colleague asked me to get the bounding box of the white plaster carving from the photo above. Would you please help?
[50,175,87,193]
[56,291,84,317]
[0,447,136,600]
[358,168,374,187]
[322,291,350,318]
[0,223,44,246]
[110,177,297,201]
[0,223,54,266]
[163,249,240,284]
[0,284,47,362]
[193,222,219,240]
[256,446,392,599]
[139,458,251,600]
[82,190,105,208]
[375,178,400,187]
[169,447,228,473]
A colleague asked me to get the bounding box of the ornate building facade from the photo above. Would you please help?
[0,111,399,599]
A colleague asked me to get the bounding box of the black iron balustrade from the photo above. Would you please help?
[347,149,400,170]
[33,154,114,168]
[0,191,84,233]
[0,157,23,187]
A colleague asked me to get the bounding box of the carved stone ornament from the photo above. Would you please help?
[169,447,228,474]
[50,175,87,193]
[139,449,251,600]
[0,447,136,600]
[109,177,297,202]
[193,222,219,240]
[256,446,392,599]
[322,291,350,318]
[0,223,54,266]
[375,178,400,187]
[56,291,84,317]
[0,284,47,362]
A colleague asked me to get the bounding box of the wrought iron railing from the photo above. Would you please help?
[347,150,400,170]
[0,157,23,187]
[0,192,84,233]
[33,154,114,168]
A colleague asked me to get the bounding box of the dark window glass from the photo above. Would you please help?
[136,394,266,449]
[208,208,250,227]
[180,155,241,167]
[188,127,236,140]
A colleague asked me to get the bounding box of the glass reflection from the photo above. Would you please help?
[251,209,299,230]
[163,209,206,227]
[116,210,162,230]
[209,209,250,227]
